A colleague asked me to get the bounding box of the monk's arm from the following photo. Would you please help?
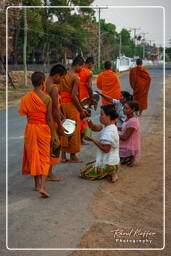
[96,91,113,103]
[87,72,94,99]
[50,87,65,136]
[119,127,135,141]
[46,99,55,139]
[129,70,134,89]
[71,76,86,117]
[96,73,102,90]
[87,137,111,153]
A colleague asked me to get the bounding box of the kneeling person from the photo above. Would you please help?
[80,104,120,182]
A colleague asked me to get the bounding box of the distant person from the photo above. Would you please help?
[45,64,67,181]
[59,55,87,163]
[18,72,54,198]
[129,58,151,116]
[80,104,120,183]
[119,101,141,167]
[97,61,121,105]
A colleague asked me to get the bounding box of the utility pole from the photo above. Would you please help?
[98,8,101,70]
[119,33,122,58]
[141,32,149,59]
[146,39,155,59]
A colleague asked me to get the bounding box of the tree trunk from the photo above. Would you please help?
[23,8,28,87]
[0,56,15,88]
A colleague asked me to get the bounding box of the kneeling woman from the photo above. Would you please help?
[80,104,120,182]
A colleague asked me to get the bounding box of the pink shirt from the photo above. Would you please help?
[119,116,141,159]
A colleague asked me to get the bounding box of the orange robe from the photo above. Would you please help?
[59,72,80,154]
[97,70,121,105]
[45,83,61,165]
[129,65,151,110]
[18,91,51,176]
[78,66,92,100]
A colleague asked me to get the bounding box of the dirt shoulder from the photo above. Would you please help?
[71,74,171,255]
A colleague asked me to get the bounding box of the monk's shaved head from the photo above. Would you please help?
[50,64,66,76]
[136,58,143,66]
[104,61,112,70]
[31,72,45,88]
[72,55,85,66]
[85,57,94,64]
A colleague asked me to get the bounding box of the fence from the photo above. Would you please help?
[114,56,163,72]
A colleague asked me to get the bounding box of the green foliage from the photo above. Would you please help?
[5,0,155,67]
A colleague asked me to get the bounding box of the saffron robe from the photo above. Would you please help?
[79,66,92,100]
[18,91,51,176]
[45,83,61,165]
[59,72,80,154]
[97,70,121,105]
[129,65,151,110]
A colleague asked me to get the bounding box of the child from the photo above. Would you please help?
[80,104,120,182]
[18,72,54,198]
[119,101,141,166]
[96,90,133,131]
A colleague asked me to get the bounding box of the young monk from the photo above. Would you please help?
[129,58,151,116]
[59,55,87,163]
[97,61,121,105]
[18,72,54,198]
[45,64,67,181]
[80,104,120,182]
[78,56,96,144]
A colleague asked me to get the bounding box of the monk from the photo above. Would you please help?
[45,64,67,181]
[97,61,121,105]
[79,57,95,102]
[78,56,96,144]
[18,72,54,198]
[129,58,151,116]
[59,55,87,163]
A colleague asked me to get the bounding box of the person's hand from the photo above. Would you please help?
[80,109,87,118]
[84,136,94,142]
[51,137,56,146]
[58,124,67,136]
[117,127,122,131]
[90,98,97,106]
[95,90,101,95]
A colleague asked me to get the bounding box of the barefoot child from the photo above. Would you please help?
[18,72,54,198]
[119,101,141,166]
[80,104,120,182]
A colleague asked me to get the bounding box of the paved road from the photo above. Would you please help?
[0,65,170,253]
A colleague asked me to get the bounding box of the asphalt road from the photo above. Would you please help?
[0,64,170,254]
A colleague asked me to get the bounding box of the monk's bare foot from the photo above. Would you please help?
[34,185,41,191]
[69,156,83,163]
[39,188,50,198]
[48,174,64,181]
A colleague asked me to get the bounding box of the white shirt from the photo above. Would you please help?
[95,124,120,167]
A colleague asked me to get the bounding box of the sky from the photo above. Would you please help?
[92,0,171,47]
